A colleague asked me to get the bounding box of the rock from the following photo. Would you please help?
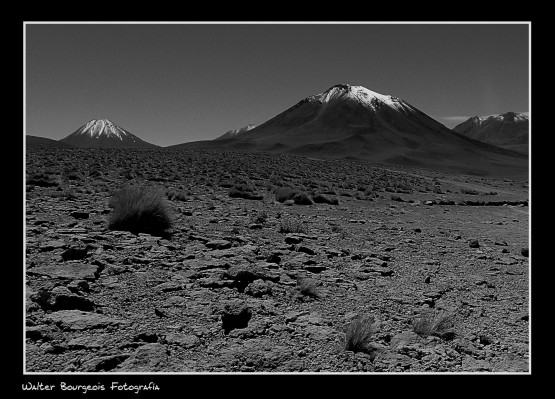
[154,281,183,292]
[492,356,529,372]
[221,300,252,334]
[45,310,125,331]
[303,265,327,274]
[30,286,95,311]
[266,253,281,264]
[117,343,170,372]
[223,264,280,291]
[461,356,493,371]
[296,245,316,255]
[285,235,303,245]
[61,247,88,261]
[70,211,89,219]
[39,240,66,252]
[390,332,424,351]
[370,266,394,276]
[165,333,201,348]
[162,296,188,307]
[67,334,112,349]
[134,332,159,343]
[373,349,414,369]
[521,247,529,257]
[27,263,100,280]
[244,280,273,297]
[205,240,232,250]
[26,325,56,341]
[81,354,130,372]
[67,280,90,293]
[469,239,480,248]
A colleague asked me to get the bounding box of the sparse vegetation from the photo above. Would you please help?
[412,310,456,340]
[344,315,376,354]
[279,218,307,234]
[275,187,313,205]
[166,188,188,202]
[297,277,321,299]
[108,185,172,236]
[312,193,339,205]
[228,184,263,200]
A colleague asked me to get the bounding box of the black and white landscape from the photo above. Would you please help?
[24,23,530,374]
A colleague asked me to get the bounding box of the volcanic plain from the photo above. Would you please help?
[25,147,529,373]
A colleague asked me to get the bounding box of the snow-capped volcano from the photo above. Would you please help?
[60,119,158,149]
[453,112,529,154]
[216,124,256,140]
[170,83,527,177]
[81,119,130,139]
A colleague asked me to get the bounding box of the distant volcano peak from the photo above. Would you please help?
[80,119,129,139]
[60,119,158,148]
[318,84,403,110]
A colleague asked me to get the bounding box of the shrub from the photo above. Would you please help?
[297,277,320,299]
[228,184,263,200]
[344,315,376,354]
[312,193,339,205]
[279,218,307,234]
[275,187,313,205]
[26,173,61,187]
[108,185,172,236]
[461,188,479,195]
[412,310,456,340]
[166,189,188,202]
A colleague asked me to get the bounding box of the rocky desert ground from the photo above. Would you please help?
[24,148,529,373]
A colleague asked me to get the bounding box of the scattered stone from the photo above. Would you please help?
[81,354,130,372]
[134,332,158,343]
[165,333,201,348]
[30,286,95,311]
[266,253,281,264]
[221,300,252,334]
[285,235,303,245]
[155,281,183,293]
[205,240,232,250]
[28,263,100,280]
[70,211,89,219]
[521,248,529,257]
[61,247,88,261]
[244,280,273,297]
[296,245,316,255]
[39,240,66,252]
[117,343,170,372]
[469,239,480,248]
[45,310,125,331]
[67,334,112,349]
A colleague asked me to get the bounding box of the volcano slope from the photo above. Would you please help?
[25,147,529,373]
[171,85,527,179]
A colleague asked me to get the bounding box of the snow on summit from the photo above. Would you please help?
[80,119,128,140]
[316,84,404,110]
[60,119,158,148]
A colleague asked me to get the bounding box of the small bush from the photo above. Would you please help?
[108,185,172,236]
[279,218,307,234]
[275,187,313,205]
[253,210,268,224]
[297,277,320,299]
[461,188,479,195]
[26,173,61,187]
[412,310,456,340]
[312,193,339,205]
[228,184,263,200]
[344,315,376,354]
[166,189,188,202]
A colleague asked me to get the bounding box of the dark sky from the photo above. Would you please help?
[25,23,529,147]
